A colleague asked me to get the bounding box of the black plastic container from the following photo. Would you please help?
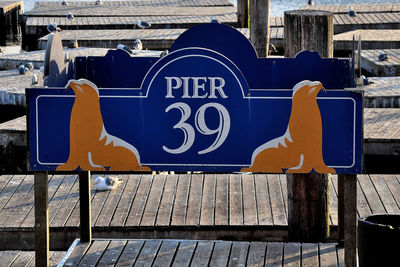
[358,214,400,267]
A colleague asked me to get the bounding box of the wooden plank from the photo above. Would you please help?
[110,174,141,227]
[279,175,288,218]
[49,251,67,267]
[337,246,345,267]
[185,174,203,226]
[140,175,166,226]
[358,174,386,214]
[200,174,216,226]
[95,174,129,227]
[283,242,300,267]
[370,174,400,213]
[215,174,229,226]
[51,176,80,227]
[79,171,92,243]
[116,240,144,266]
[344,174,357,267]
[125,174,153,226]
[265,242,283,267]
[134,239,162,266]
[228,241,249,266]
[0,175,26,214]
[97,240,127,266]
[383,175,400,209]
[356,177,372,218]
[246,242,267,267]
[0,175,13,194]
[190,241,214,267]
[301,243,319,266]
[242,174,258,225]
[254,174,273,225]
[156,174,178,226]
[171,174,191,226]
[79,240,110,266]
[229,174,243,225]
[10,251,34,266]
[268,174,287,226]
[0,250,20,266]
[152,240,180,267]
[90,178,111,226]
[34,171,49,267]
[47,174,77,224]
[319,243,339,267]
[329,174,339,226]
[208,241,231,266]
[171,240,197,267]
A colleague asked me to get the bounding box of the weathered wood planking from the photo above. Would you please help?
[334,30,400,51]
[357,49,400,77]
[333,12,400,34]
[300,3,400,14]
[61,239,344,266]
[1,173,400,231]
[0,250,65,267]
[36,28,283,51]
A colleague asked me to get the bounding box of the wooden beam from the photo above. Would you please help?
[237,0,249,28]
[79,171,92,242]
[343,174,357,267]
[249,0,270,57]
[338,174,344,247]
[34,171,49,267]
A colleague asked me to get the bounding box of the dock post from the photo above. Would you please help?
[79,171,92,242]
[237,0,249,28]
[249,0,270,57]
[284,10,334,242]
[34,171,49,267]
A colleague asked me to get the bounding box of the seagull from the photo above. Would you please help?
[47,23,62,33]
[95,0,102,5]
[136,19,151,29]
[25,62,34,71]
[117,44,133,54]
[361,75,371,86]
[61,0,68,6]
[18,64,28,75]
[94,176,122,191]
[269,43,278,54]
[67,11,74,20]
[308,0,314,6]
[210,16,220,23]
[32,73,39,85]
[68,38,78,48]
[378,51,389,61]
[160,49,169,57]
[348,4,357,17]
[133,39,142,53]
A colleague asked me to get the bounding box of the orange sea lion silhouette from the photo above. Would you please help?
[56,79,150,171]
[242,80,336,173]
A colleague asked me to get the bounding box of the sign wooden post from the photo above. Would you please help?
[34,171,49,267]
[79,171,92,242]
[343,174,358,267]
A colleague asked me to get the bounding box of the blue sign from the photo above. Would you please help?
[27,23,363,174]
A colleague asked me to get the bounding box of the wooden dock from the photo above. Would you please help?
[0,172,399,250]
[300,3,400,14]
[334,30,400,51]
[357,49,400,77]
[0,250,64,267]
[59,239,344,267]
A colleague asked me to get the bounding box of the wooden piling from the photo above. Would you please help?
[249,0,271,57]
[0,1,23,45]
[34,171,49,267]
[237,0,249,28]
[79,171,92,243]
[284,10,333,242]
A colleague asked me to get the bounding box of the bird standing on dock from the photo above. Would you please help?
[210,16,220,23]
[94,176,122,191]
[378,51,389,61]
[61,0,68,6]
[133,39,143,53]
[348,4,357,17]
[160,49,169,57]
[47,23,62,33]
[308,0,314,6]
[18,64,28,75]
[136,19,151,29]
[117,44,133,54]
[25,62,34,71]
[67,11,74,20]
[95,0,103,5]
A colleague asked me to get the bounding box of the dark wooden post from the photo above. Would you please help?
[284,10,333,242]
[237,0,249,28]
[284,10,333,58]
[338,174,357,267]
[35,171,49,267]
[79,171,92,242]
[249,0,270,57]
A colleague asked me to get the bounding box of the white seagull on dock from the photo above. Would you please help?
[136,19,151,29]
[47,23,62,33]
[94,176,122,191]
[67,11,74,20]
[308,0,314,6]
[133,39,143,53]
[378,51,389,61]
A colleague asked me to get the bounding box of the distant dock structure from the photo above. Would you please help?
[0,1,23,45]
